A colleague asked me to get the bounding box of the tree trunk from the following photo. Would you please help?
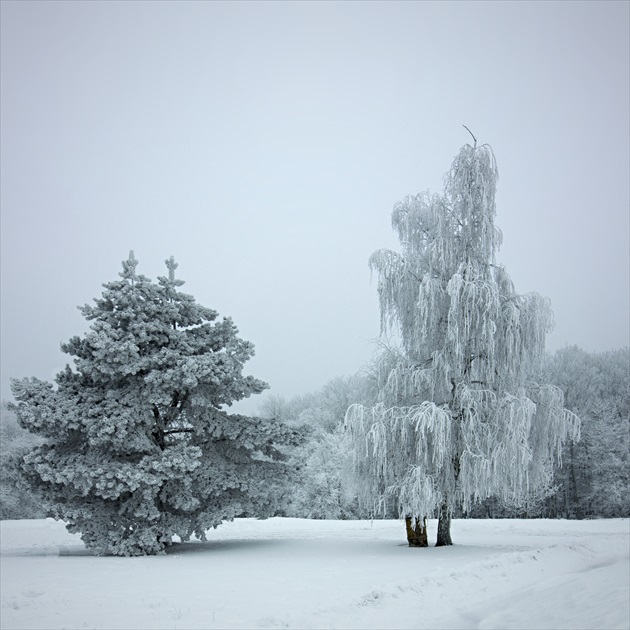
[436,503,453,546]
[405,515,428,547]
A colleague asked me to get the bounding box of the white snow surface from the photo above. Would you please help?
[1,517,628,629]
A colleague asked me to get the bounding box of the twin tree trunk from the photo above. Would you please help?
[405,516,428,547]
[405,503,452,548]
[436,502,452,546]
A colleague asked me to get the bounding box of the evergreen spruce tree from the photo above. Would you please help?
[345,136,580,546]
[11,253,298,556]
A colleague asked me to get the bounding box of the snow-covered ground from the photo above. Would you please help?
[1,517,628,629]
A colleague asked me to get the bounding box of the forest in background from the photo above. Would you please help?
[3,344,626,522]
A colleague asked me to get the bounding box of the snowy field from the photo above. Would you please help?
[1,517,628,630]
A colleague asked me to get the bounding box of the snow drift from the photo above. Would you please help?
[1,517,628,629]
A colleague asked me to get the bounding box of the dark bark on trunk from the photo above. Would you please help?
[152,405,166,451]
[405,516,428,547]
[436,503,453,546]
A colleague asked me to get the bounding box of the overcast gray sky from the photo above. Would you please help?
[1,0,628,414]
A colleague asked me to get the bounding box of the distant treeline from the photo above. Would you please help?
[1,345,628,521]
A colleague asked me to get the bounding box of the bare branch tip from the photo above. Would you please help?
[462,125,477,148]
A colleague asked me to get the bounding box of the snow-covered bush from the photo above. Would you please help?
[287,427,360,520]
[0,403,44,520]
[259,374,378,520]
[10,253,299,555]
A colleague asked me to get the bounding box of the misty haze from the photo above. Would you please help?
[1,2,628,629]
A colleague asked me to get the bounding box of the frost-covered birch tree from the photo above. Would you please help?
[10,253,299,556]
[345,136,580,546]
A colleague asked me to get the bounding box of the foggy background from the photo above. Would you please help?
[1,1,628,415]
